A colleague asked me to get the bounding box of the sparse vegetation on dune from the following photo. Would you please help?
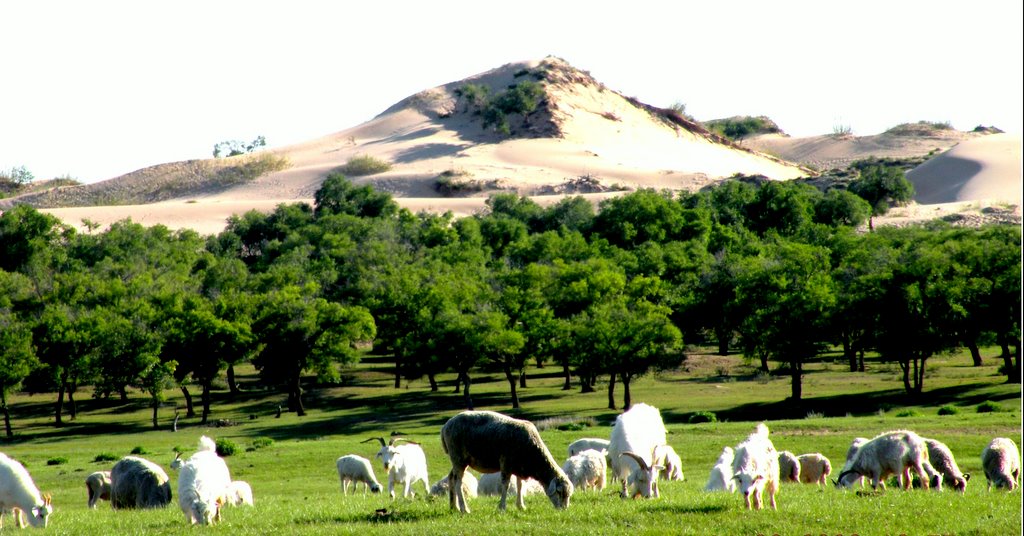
[704,115,783,140]
[885,120,955,136]
[338,154,393,177]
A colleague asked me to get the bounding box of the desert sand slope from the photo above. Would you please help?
[907,134,1022,205]
[743,129,977,170]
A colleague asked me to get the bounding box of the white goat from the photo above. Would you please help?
[924,438,969,492]
[981,437,1020,491]
[567,438,610,457]
[777,451,801,483]
[608,403,667,499]
[110,456,173,509]
[704,446,737,492]
[226,481,253,506]
[430,471,479,499]
[838,437,869,488]
[654,444,684,482]
[797,453,832,486]
[336,454,382,495]
[177,436,232,525]
[562,449,607,491]
[440,410,573,513]
[85,470,111,509]
[477,472,544,497]
[834,430,938,491]
[363,437,429,499]
[0,453,53,529]
[732,423,780,510]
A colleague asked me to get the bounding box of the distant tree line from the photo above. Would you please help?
[0,166,1019,437]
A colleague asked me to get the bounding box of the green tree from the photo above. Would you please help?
[814,189,872,227]
[849,165,915,222]
[0,270,37,437]
[213,135,266,158]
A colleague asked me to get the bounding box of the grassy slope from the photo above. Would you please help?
[3,348,1020,535]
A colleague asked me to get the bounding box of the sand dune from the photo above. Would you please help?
[907,134,1022,205]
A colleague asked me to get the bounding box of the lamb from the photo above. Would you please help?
[797,453,832,486]
[110,456,173,509]
[177,435,232,525]
[923,438,969,492]
[336,454,382,495]
[838,437,869,488]
[654,444,684,482]
[567,438,610,457]
[430,471,479,499]
[777,451,801,483]
[981,437,1020,491]
[608,403,667,499]
[477,472,544,497]
[362,437,430,499]
[0,452,53,528]
[440,410,573,513]
[562,449,607,492]
[225,481,253,506]
[85,471,112,508]
[704,446,737,492]
[834,430,939,491]
[731,423,780,510]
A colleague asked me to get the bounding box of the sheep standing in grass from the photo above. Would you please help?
[440,410,573,513]
[363,437,429,499]
[834,430,938,491]
[225,481,253,506]
[839,438,868,488]
[654,445,685,482]
[777,451,801,483]
[732,423,780,510]
[981,437,1020,491]
[85,471,112,508]
[924,438,969,492]
[430,471,479,499]
[608,403,667,499]
[177,436,232,525]
[477,473,544,497]
[797,453,832,486]
[562,449,607,492]
[110,456,173,509]
[567,438,610,457]
[0,452,53,528]
[336,454,382,495]
[704,447,737,492]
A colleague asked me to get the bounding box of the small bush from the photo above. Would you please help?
[896,409,921,418]
[976,401,1002,413]
[215,438,238,457]
[688,411,717,424]
[805,411,824,419]
[339,155,392,176]
[130,446,150,455]
[94,453,118,463]
[47,457,69,466]
[937,405,959,416]
[251,437,275,450]
[557,422,589,432]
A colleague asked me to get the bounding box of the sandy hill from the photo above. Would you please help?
[907,133,1022,205]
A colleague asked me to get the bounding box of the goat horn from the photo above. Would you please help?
[619,451,650,471]
[836,469,860,484]
[361,437,386,447]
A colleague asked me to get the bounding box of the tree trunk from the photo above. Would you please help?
[292,371,306,417]
[227,364,240,394]
[55,375,66,426]
[898,359,911,393]
[1,388,12,438]
[461,372,473,410]
[152,402,159,429]
[453,374,461,394]
[118,385,129,402]
[180,386,195,418]
[966,341,983,367]
[759,352,769,373]
[68,383,78,420]
[428,373,438,392]
[606,373,617,410]
[621,373,632,411]
[519,370,527,389]
[562,361,572,390]
[201,381,212,424]
[505,367,520,410]
[843,332,856,372]
[790,360,803,401]
[914,355,926,394]
[394,356,402,389]
[858,349,866,372]
[716,324,729,356]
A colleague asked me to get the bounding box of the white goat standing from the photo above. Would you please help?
[177,436,232,525]
[654,445,685,482]
[797,453,832,486]
[777,451,800,483]
[85,470,112,509]
[567,438,610,457]
[838,437,868,488]
[608,403,667,499]
[477,472,544,497]
[336,454,382,495]
[924,438,969,492]
[226,481,253,506]
[731,423,780,510]
[562,449,607,492]
[834,430,938,491]
[363,437,429,499]
[704,446,737,492]
[430,471,479,499]
[982,437,1020,491]
[0,453,53,529]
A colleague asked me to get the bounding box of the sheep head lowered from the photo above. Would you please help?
[362,437,418,471]
[620,452,663,499]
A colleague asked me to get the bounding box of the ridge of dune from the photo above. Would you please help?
[907,133,1022,205]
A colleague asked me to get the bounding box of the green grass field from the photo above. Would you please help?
[3,348,1020,535]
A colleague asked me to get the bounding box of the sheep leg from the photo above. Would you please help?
[913,463,929,490]
[404,478,413,498]
[388,474,396,499]
[497,473,512,511]
[901,467,913,490]
[516,478,526,510]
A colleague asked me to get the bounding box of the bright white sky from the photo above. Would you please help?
[2,0,1021,183]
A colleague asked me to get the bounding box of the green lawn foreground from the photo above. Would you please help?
[3,348,1021,535]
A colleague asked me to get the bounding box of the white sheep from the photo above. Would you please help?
[562,449,607,491]
[777,451,801,483]
[477,472,544,497]
[440,410,573,513]
[834,430,939,491]
[567,438,610,457]
[924,438,969,492]
[704,446,737,492]
[110,456,173,509]
[732,423,780,510]
[981,437,1020,491]
[430,471,479,499]
[336,454,382,495]
[85,470,111,509]
[226,481,253,506]
[654,444,684,482]
[608,403,667,499]
[838,437,869,488]
[177,436,232,525]
[363,437,429,499]
[797,453,832,486]
[0,452,53,529]
[169,452,183,471]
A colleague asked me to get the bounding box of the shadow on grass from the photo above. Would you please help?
[296,507,451,525]
[640,503,728,515]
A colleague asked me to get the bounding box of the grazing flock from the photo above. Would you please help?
[0,404,1020,529]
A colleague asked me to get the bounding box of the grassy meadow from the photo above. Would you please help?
[2,347,1021,535]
